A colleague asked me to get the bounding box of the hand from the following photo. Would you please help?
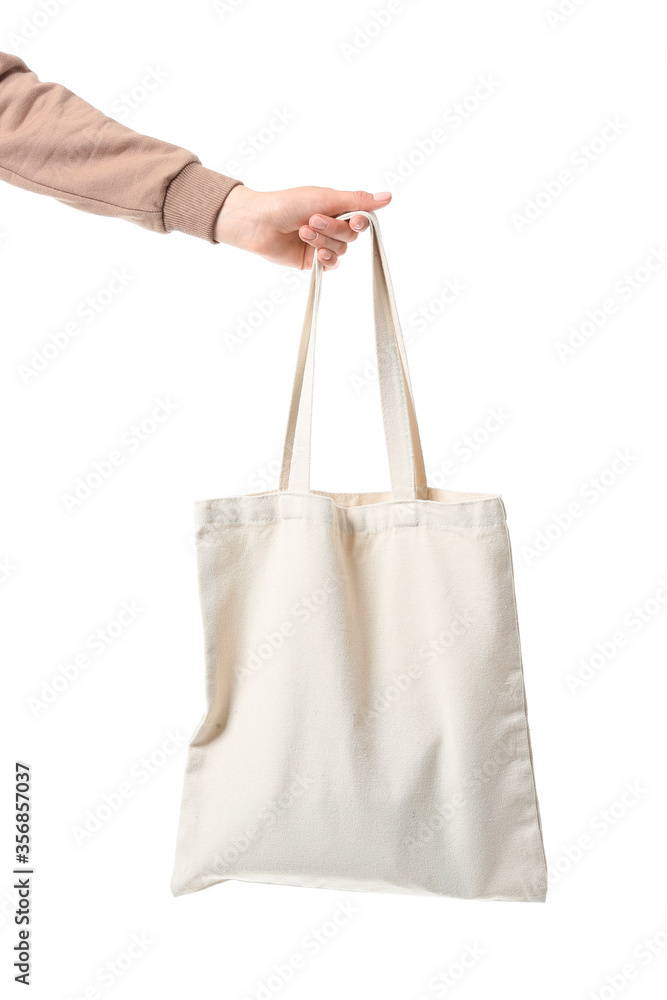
[213,185,392,270]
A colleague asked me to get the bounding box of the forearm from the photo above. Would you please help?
[0,51,242,241]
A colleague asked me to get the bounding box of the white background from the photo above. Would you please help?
[1,1,666,998]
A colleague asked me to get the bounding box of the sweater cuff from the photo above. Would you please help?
[163,161,243,242]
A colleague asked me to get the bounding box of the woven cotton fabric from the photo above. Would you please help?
[171,213,547,901]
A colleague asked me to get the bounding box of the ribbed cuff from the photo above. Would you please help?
[163,161,243,243]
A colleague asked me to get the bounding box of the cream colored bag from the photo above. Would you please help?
[171,211,547,901]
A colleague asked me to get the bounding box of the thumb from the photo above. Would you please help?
[321,189,392,221]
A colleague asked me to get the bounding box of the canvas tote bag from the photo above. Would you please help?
[171,211,547,901]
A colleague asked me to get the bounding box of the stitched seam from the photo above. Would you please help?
[196,521,504,536]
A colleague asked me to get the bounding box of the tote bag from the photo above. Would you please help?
[171,211,547,901]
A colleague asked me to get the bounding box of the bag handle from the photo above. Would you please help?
[278,211,427,502]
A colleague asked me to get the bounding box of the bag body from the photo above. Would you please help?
[171,212,547,901]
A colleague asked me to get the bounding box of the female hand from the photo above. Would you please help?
[213,185,392,270]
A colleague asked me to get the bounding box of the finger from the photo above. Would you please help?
[299,226,348,256]
[307,215,361,244]
[318,248,339,270]
[300,245,339,270]
[316,188,392,220]
[347,214,370,234]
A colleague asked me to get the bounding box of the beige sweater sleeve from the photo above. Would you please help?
[0,51,242,242]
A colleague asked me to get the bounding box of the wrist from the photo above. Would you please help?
[213,185,262,251]
[163,163,243,243]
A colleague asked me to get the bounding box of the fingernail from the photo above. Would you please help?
[301,227,317,240]
[310,216,328,230]
[320,250,332,260]
[373,191,391,200]
[353,219,365,230]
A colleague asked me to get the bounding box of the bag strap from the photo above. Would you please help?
[278,211,427,502]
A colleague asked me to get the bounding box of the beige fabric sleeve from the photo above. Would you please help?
[0,51,242,242]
